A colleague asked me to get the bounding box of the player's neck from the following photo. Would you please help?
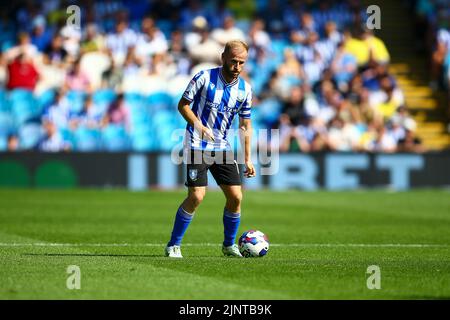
[220,67,237,85]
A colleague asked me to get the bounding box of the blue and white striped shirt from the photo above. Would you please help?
[182,67,252,151]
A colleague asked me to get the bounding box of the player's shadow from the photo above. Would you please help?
[22,253,162,258]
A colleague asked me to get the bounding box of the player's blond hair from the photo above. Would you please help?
[223,40,249,55]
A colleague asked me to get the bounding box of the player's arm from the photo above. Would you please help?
[178,97,214,141]
[239,117,255,178]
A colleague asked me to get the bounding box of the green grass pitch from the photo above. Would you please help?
[0,189,449,299]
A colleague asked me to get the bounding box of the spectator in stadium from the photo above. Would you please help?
[187,22,222,65]
[247,18,271,52]
[363,29,390,65]
[6,52,40,91]
[331,41,358,93]
[43,34,68,67]
[326,115,360,151]
[135,17,168,68]
[369,75,404,121]
[397,128,425,153]
[431,27,450,90]
[102,93,130,131]
[179,0,209,30]
[59,20,82,57]
[168,29,191,76]
[370,125,397,153]
[80,23,105,54]
[290,13,317,43]
[122,47,141,78]
[343,28,371,68]
[41,89,71,130]
[4,32,39,62]
[30,15,53,52]
[64,58,92,92]
[211,15,246,46]
[39,121,71,152]
[69,95,102,130]
[106,16,138,67]
[296,32,326,85]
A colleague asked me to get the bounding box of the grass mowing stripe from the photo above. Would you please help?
[1,189,449,299]
[1,243,449,248]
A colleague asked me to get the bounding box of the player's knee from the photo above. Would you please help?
[228,191,242,208]
[189,190,206,207]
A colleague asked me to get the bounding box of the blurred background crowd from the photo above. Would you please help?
[0,0,449,153]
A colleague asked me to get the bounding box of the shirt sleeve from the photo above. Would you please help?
[238,89,252,119]
[182,71,205,102]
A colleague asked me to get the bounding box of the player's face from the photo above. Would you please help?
[222,47,248,80]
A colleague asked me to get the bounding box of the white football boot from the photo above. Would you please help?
[222,244,243,257]
[165,245,183,258]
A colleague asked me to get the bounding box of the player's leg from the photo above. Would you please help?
[210,155,243,257]
[165,187,207,258]
[221,184,243,238]
[166,151,208,258]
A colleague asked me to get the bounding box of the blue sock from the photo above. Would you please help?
[223,208,241,247]
[167,206,194,246]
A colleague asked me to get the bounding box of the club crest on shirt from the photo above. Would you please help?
[237,92,246,102]
[189,169,198,181]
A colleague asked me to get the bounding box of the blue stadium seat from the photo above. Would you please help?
[74,126,101,151]
[256,98,282,127]
[152,109,175,129]
[37,89,56,113]
[156,20,173,39]
[146,92,174,113]
[0,112,15,136]
[11,98,40,125]
[0,89,10,112]
[131,125,159,151]
[8,89,34,103]
[66,90,86,113]
[19,123,43,150]
[93,89,117,108]
[102,124,130,151]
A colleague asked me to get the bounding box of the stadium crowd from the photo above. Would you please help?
[411,0,450,122]
[0,0,425,153]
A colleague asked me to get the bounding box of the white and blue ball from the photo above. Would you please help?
[238,230,269,257]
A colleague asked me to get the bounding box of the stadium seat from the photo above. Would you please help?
[256,98,282,127]
[131,125,159,151]
[74,126,101,151]
[152,109,175,129]
[18,123,43,150]
[37,89,56,112]
[59,127,75,148]
[0,89,10,112]
[156,20,173,38]
[93,89,117,106]
[146,91,174,113]
[102,124,130,151]
[0,112,15,136]
[66,90,86,113]
[93,89,117,115]
[11,98,40,125]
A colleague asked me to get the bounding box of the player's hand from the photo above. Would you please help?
[201,126,215,142]
[244,161,256,178]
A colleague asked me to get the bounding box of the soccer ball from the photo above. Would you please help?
[238,230,269,257]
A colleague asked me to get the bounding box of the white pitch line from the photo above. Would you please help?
[0,243,449,248]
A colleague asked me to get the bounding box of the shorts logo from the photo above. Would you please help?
[189,169,198,181]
